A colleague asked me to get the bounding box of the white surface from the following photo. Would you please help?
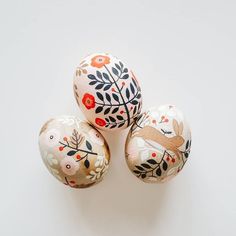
[0,1,235,235]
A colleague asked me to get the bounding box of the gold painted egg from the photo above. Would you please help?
[125,105,191,183]
[38,116,110,188]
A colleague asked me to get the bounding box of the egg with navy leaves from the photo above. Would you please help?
[73,53,142,131]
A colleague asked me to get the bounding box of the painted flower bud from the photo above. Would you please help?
[73,53,142,131]
[38,116,110,188]
[125,105,191,183]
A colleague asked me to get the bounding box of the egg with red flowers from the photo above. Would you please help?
[38,115,110,188]
[73,53,142,131]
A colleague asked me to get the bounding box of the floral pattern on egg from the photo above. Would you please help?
[125,105,191,183]
[38,116,110,188]
[73,53,142,131]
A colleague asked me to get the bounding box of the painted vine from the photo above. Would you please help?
[133,150,170,179]
[58,129,97,169]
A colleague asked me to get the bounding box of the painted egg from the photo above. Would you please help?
[38,115,110,188]
[125,105,191,183]
[73,53,142,131]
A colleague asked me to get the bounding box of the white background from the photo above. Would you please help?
[0,0,236,235]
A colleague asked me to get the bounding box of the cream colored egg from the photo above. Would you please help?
[125,105,191,183]
[73,53,142,131]
[38,115,110,188]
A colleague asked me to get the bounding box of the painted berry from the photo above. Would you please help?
[152,153,156,157]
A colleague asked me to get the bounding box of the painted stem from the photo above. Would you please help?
[135,150,168,178]
[104,65,131,127]
[95,90,140,107]
[59,141,97,155]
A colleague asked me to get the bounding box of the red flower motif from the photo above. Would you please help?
[91,55,110,68]
[82,93,95,109]
[95,118,106,127]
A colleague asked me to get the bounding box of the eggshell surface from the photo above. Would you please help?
[38,116,110,188]
[125,105,191,183]
[73,53,142,131]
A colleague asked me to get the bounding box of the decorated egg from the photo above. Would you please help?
[125,105,191,183]
[73,53,142,131]
[38,115,110,188]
